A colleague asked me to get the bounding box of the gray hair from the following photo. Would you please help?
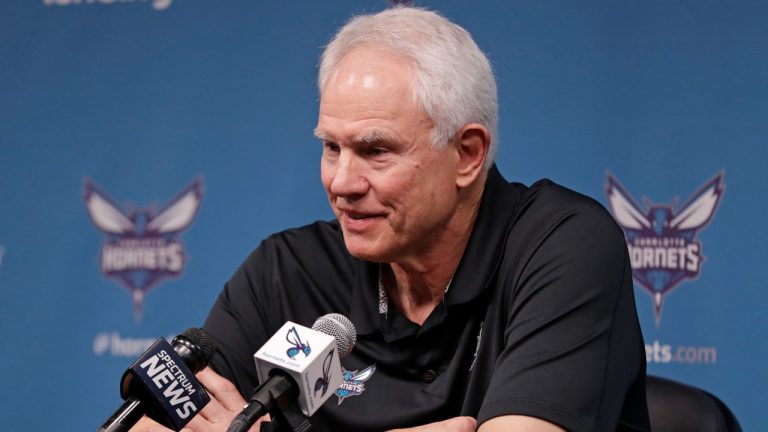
[318,7,498,170]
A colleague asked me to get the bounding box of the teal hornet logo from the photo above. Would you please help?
[335,364,376,405]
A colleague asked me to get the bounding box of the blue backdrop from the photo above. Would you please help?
[0,1,765,430]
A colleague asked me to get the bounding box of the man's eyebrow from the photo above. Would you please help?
[313,129,398,145]
[353,129,398,144]
[313,129,332,141]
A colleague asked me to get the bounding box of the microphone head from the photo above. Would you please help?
[312,313,357,358]
[172,327,217,372]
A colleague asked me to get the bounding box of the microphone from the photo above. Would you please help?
[227,314,357,432]
[98,328,216,432]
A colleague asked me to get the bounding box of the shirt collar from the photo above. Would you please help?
[348,260,381,336]
[444,165,522,306]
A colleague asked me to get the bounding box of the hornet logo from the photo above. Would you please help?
[605,172,724,324]
[84,179,203,321]
[335,364,376,405]
[314,349,334,397]
[285,327,311,359]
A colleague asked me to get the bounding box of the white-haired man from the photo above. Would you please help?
[137,7,649,432]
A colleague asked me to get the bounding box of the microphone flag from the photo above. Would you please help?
[254,321,343,417]
[120,337,211,431]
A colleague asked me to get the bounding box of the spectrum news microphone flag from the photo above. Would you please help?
[98,328,216,432]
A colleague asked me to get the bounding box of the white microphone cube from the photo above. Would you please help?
[254,321,343,416]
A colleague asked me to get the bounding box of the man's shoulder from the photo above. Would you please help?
[484,168,611,227]
[502,178,625,259]
[521,179,610,219]
[243,219,353,271]
[264,219,344,248]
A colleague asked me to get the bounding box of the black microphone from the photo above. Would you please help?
[98,328,216,432]
[227,314,357,432]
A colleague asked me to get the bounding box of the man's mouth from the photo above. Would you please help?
[341,210,383,221]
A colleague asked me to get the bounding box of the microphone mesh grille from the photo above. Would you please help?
[312,313,357,358]
[180,327,217,361]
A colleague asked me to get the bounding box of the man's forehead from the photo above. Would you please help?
[328,45,414,78]
[322,47,415,98]
[315,47,431,145]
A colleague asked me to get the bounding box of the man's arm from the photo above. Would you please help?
[129,367,565,432]
[130,367,476,432]
[478,416,565,432]
[388,414,563,432]
[475,188,646,431]
[128,368,267,432]
[388,417,477,432]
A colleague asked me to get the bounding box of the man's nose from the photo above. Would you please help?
[329,151,369,197]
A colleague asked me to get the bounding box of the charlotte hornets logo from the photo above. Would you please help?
[605,172,724,324]
[335,364,376,405]
[285,326,312,359]
[83,179,203,321]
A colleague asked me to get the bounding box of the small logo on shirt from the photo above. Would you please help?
[335,364,376,405]
[469,321,484,372]
[285,326,312,359]
[605,172,724,325]
[84,179,203,321]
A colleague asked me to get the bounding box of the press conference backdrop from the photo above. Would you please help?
[0,0,765,430]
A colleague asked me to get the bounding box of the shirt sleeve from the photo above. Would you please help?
[202,221,353,398]
[477,194,647,431]
[203,243,283,397]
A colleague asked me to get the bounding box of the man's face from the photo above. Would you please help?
[316,48,460,263]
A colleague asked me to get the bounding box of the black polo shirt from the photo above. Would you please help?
[204,166,650,431]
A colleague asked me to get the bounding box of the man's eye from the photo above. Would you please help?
[324,142,340,153]
[367,147,387,156]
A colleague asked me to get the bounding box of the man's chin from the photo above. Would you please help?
[342,238,389,263]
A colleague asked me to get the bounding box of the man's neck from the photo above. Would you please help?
[384,179,485,325]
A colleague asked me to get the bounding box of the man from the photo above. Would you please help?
[139,6,649,432]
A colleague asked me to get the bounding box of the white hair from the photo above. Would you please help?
[318,7,498,170]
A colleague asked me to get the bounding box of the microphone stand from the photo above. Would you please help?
[259,387,311,432]
[228,373,312,432]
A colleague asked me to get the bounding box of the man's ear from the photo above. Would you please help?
[455,123,490,188]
